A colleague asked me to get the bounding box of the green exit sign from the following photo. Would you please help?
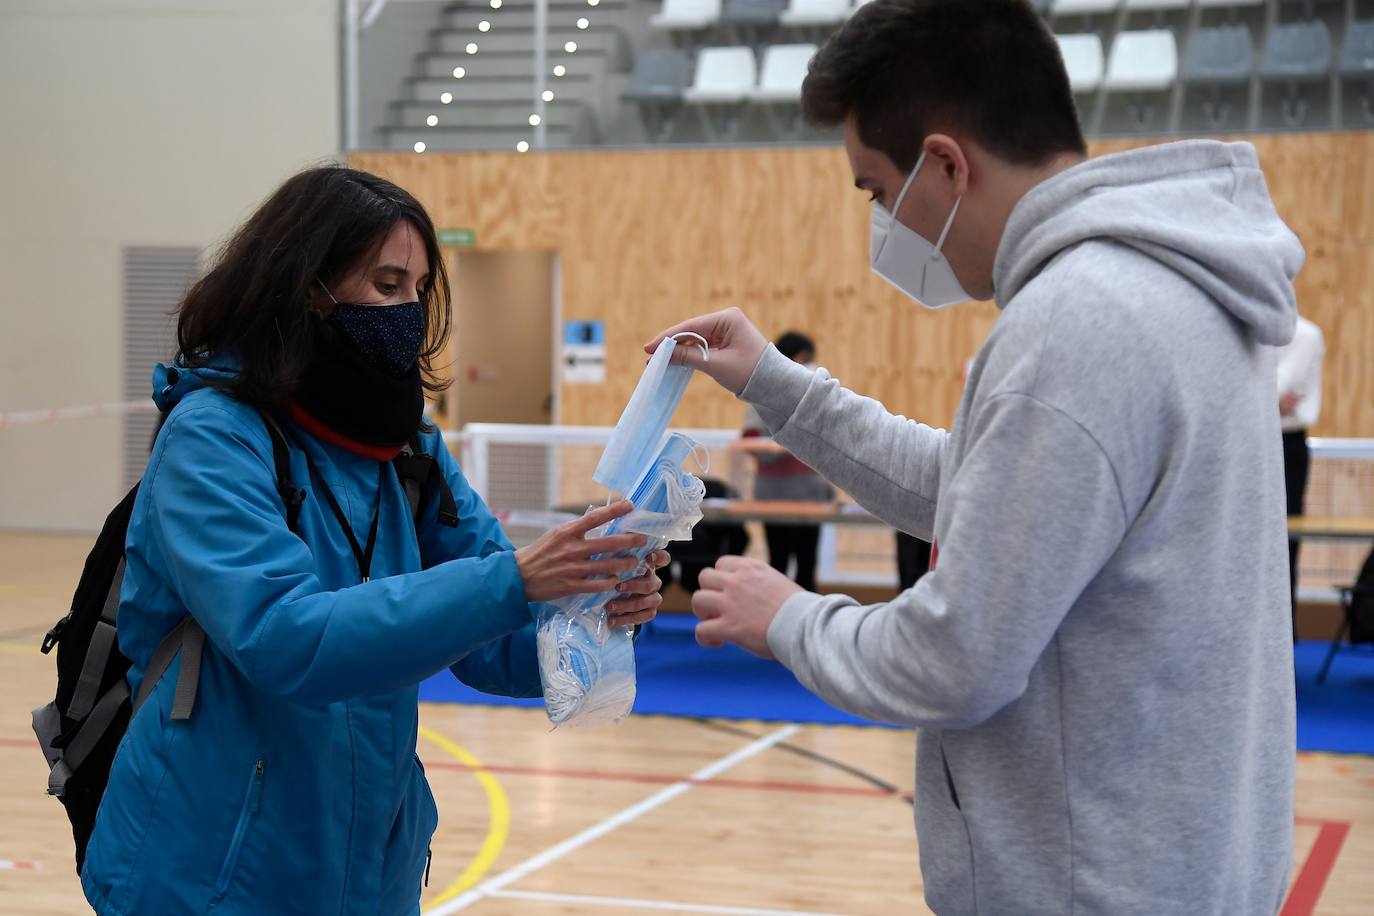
[438,228,476,247]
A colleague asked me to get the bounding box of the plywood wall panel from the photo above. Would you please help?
[354,131,1374,439]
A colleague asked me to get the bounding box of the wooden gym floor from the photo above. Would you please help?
[1,532,1371,915]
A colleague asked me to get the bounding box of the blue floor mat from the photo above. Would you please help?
[421,621,1374,753]
[419,614,890,727]
[1294,638,1374,755]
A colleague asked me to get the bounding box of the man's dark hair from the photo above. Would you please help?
[775,331,816,361]
[176,166,452,407]
[802,0,1086,170]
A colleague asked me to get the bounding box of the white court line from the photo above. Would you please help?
[490,888,852,915]
[427,724,801,914]
[0,859,43,871]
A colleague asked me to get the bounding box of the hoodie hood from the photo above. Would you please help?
[151,358,239,413]
[993,140,1304,346]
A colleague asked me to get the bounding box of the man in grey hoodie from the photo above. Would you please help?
[647,1,1304,913]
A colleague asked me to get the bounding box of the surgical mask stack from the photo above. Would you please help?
[537,334,710,727]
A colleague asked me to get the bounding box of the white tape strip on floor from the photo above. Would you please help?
[427,724,801,914]
[490,888,852,915]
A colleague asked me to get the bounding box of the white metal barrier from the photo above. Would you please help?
[445,425,1374,593]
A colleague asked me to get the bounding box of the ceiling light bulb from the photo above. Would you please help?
[577,17,589,28]
[553,65,567,77]
[517,140,530,152]
[426,114,439,126]
[440,91,453,104]
[478,20,491,31]
[564,41,577,53]
[413,141,427,153]
[542,90,554,102]
[453,66,466,78]
[466,42,478,54]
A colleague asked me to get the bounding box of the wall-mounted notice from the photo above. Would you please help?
[563,319,606,384]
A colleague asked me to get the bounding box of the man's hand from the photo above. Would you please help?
[692,556,805,658]
[644,307,769,396]
[1280,392,1303,417]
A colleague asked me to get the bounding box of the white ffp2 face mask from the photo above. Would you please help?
[870,151,971,309]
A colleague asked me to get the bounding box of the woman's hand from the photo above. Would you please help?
[606,548,671,629]
[644,307,769,396]
[516,501,648,602]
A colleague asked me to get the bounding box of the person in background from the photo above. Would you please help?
[895,356,973,589]
[742,331,833,591]
[895,531,932,591]
[1279,314,1325,632]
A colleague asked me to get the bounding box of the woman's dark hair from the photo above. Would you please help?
[801,0,1086,171]
[176,165,451,407]
[775,331,816,361]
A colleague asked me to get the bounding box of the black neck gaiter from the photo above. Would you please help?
[296,317,424,447]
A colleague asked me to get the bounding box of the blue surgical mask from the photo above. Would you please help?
[593,334,709,496]
[317,280,425,377]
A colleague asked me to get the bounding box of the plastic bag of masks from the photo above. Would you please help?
[536,335,709,727]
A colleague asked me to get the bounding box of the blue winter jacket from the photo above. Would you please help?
[81,362,543,916]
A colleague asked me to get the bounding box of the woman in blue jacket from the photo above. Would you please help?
[81,166,666,915]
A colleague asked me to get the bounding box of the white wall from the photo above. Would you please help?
[0,0,340,530]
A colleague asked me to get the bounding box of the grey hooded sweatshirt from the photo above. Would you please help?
[744,141,1304,915]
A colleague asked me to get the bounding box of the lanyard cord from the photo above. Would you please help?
[302,451,385,584]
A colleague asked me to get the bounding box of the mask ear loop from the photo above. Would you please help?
[670,332,710,364]
[688,441,711,476]
[932,197,962,258]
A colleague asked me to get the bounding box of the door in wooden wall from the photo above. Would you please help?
[448,249,557,511]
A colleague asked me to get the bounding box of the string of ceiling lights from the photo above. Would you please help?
[413,0,602,154]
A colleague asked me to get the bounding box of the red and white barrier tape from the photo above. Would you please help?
[493,509,578,530]
[0,400,157,430]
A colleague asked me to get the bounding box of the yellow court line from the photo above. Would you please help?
[417,725,511,910]
[0,641,35,656]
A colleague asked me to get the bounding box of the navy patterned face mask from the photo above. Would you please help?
[318,281,426,377]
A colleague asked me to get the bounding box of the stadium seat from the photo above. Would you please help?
[1125,0,1191,11]
[651,0,724,31]
[684,46,757,103]
[722,0,786,26]
[1182,25,1253,85]
[751,43,816,101]
[1339,20,1374,78]
[626,48,693,100]
[1056,33,1105,92]
[1105,29,1178,92]
[1052,0,1121,16]
[779,0,850,28]
[1261,21,1333,82]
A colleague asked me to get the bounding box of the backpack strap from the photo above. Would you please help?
[36,678,131,797]
[393,432,459,529]
[132,616,204,721]
[257,409,306,533]
[64,559,127,721]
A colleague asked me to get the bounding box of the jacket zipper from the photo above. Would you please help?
[214,759,265,898]
[425,848,433,888]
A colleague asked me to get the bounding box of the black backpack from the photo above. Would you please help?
[31,409,458,873]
